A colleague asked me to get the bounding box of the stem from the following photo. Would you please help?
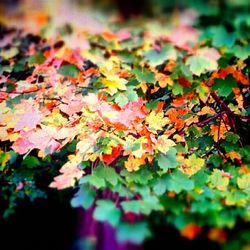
[197,112,225,127]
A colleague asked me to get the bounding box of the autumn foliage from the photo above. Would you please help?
[0,1,250,248]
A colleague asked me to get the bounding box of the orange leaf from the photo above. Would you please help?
[210,123,228,142]
[226,151,241,161]
[124,155,145,172]
[180,224,201,240]
[209,66,249,86]
[208,228,227,243]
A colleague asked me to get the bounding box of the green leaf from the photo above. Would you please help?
[93,199,121,227]
[132,67,156,84]
[94,165,120,186]
[225,132,240,143]
[126,87,138,101]
[21,156,40,168]
[208,154,223,167]
[211,26,236,47]
[192,170,209,188]
[71,185,95,209]
[191,199,222,213]
[152,177,168,195]
[144,44,176,67]
[28,52,46,65]
[186,55,218,76]
[117,222,151,244]
[211,75,237,97]
[114,93,129,106]
[156,148,178,171]
[172,82,183,95]
[121,168,153,185]
[165,170,194,193]
[225,190,248,206]
[80,175,106,189]
[233,44,250,60]
[121,196,162,215]
[57,64,80,77]
[160,196,185,215]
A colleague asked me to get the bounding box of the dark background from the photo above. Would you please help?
[0,192,220,250]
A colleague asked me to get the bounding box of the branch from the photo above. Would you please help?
[197,112,225,127]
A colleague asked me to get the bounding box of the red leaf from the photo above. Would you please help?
[102,145,123,165]
[177,77,191,87]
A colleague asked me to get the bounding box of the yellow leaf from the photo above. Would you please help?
[146,111,169,133]
[42,108,68,127]
[237,173,250,190]
[102,74,127,95]
[0,149,11,167]
[155,73,173,88]
[180,154,205,176]
[8,132,20,142]
[197,106,215,116]
[155,135,175,154]
[124,155,145,172]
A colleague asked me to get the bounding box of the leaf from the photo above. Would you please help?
[121,168,153,185]
[211,75,237,97]
[180,223,201,240]
[121,196,162,215]
[102,74,127,95]
[225,190,248,206]
[167,26,199,49]
[152,176,168,195]
[50,154,84,189]
[124,155,145,172]
[102,145,122,165]
[28,52,46,65]
[143,44,177,66]
[211,26,236,47]
[146,111,169,133]
[93,199,121,227]
[154,135,175,154]
[132,67,156,84]
[99,98,146,130]
[233,44,250,60]
[156,148,178,171]
[225,132,240,143]
[21,156,40,168]
[207,228,227,243]
[94,164,120,186]
[117,222,151,244]
[57,64,80,77]
[209,169,230,191]
[114,93,129,106]
[165,170,194,193]
[186,55,218,76]
[0,150,11,171]
[126,87,138,101]
[210,123,229,142]
[191,199,222,213]
[14,107,43,132]
[70,185,95,209]
[237,173,250,195]
[180,154,205,176]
